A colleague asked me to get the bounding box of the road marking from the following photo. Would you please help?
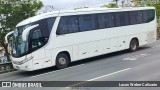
[151,45,160,48]
[122,54,151,61]
[122,57,137,61]
[30,64,85,78]
[87,68,131,81]
[65,68,131,88]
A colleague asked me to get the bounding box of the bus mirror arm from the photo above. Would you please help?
[5,31,14,43]
[22,24,39,41]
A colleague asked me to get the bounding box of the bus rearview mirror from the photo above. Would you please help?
[5,31,14,43]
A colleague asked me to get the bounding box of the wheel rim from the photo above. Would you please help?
[131,41,137,50]
[59,57,67,65]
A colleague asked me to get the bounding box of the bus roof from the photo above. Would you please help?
[16,7,155,27]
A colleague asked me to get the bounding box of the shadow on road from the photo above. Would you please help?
[15,46,151,77]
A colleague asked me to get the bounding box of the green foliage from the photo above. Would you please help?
[101,3,118,8]
[101,0,119,8]
[0,0,43,41]
[132,0,160,21]
[113,0,119,6]
[0,0,43,58]
[0,0,43,31]
[0,30,6,43]
[147,4,160,22]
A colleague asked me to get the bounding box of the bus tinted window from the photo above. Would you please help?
[57,16,79,35]
[30,17,56,52]
[67,16,79,33]
[78,14,97,31]
[57,9,155,35]
[142,9,155,23]
[129,11,143,24]
[97,13,114,29]
[35,17,55,39]
[57,17,68,34]
[147,9,155,22]
[142,10,149,23]
[114,12,130,27]
[47,18,55,34]
[31,29,44,50]
[38,19,49,39]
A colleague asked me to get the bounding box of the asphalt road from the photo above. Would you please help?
[1,40,160,90]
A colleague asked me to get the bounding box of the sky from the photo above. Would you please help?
[40,0,113,10]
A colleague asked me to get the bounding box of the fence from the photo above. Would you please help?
[0,56,15,74]
[157,22,160,37]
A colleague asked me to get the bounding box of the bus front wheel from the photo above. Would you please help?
[56,53,69,69]
[129,39,138,52]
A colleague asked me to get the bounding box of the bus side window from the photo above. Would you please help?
[67,16,79,33]
[31,29,43,50]
[142,10,149,23]
[142,9,155,23]
[97,13,114,29]
[57,16,79,35]
[114,12,130,27]
[57,17,68,35]
[47,18,55,34]
[129,11,143,25]
[78,14,97,31]
[147,9,155,22]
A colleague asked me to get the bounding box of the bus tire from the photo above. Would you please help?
[56,53,69,69]
[129,39,138,52]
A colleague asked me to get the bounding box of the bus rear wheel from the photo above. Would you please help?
[129,39,138,52]
[56,53,69,69]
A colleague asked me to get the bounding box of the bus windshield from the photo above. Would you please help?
[12,17,56,58]
[12,24,31,57]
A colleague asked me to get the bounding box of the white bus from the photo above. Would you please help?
[6,7,157,71]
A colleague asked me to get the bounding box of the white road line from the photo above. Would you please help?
[122,54,151,61]
[30,64,85,78]
[122,57,137,61]
[87,68,131,81]
[65,68,131,88]
[151,45,160,48]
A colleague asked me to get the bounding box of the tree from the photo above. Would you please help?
[101,0,119,8]
[132,0,160,21]
[113,0,119,7]
[101,3,118,8]
[0,0,43,60]
[147,3,160,22]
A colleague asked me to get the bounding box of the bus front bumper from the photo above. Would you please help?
[12,60,34,71]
